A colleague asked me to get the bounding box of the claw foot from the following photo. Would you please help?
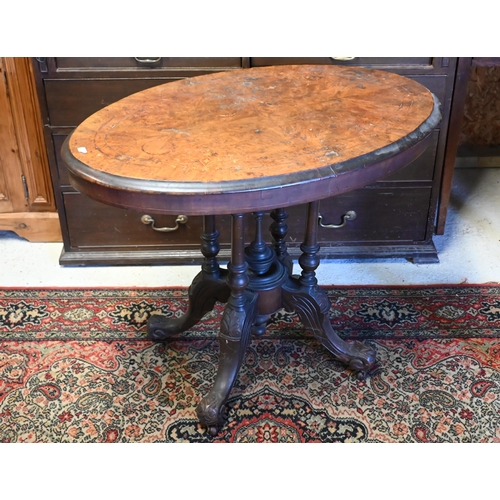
[196,394,226,435]
[347,341,377,378]
[147,314,180,341]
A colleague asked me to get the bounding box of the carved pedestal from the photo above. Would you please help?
[146,205,377,435]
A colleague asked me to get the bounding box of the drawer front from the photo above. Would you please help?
[250,57,434,69]
[286,187,433,244]
[62,192,267,249]
[64,192,205,248]
[53,57,244,71]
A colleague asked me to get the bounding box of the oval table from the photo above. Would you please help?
[62,65,442,435]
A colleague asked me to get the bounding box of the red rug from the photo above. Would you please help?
[1,285,500,442]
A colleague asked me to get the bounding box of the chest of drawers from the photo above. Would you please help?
[33,57,457,265]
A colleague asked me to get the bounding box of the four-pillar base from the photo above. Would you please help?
[146,207,377,435]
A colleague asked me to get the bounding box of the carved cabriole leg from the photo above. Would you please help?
[196,213,257,435]
[270,208,293,274]
[282,201,377,379]
[147,215,230,341]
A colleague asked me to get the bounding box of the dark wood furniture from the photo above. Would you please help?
[62,65,441,434]
[33,57,456,264]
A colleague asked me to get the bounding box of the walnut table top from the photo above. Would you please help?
[62,64,441,215]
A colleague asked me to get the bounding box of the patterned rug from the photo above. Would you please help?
[1,285,500,443]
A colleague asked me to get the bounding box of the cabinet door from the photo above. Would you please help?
[0,58,56,213]
[0,58,26,213]
[0,58,61,242]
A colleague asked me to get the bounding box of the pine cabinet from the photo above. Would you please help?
[0,57,61,242]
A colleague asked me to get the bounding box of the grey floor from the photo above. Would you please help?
[1,167,499,288]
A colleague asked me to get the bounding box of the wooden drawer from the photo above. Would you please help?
[286,186,433,244]
[53,57,244,71]
[64,192,204,249]
[63,192,261,250]
[250,57,434,69]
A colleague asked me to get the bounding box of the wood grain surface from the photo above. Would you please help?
[63,65,441,215]
[68,65,436,184]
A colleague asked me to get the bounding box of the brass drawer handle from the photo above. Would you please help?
[318,210,357,229]
[134,57,162,64]
[141,214,188,232]
[330,57,356,61]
